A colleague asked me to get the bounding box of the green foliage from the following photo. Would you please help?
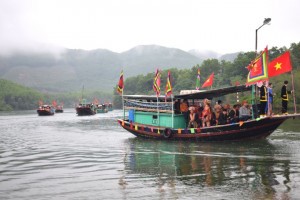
[113,42,300,109]
[0,79,113,111]
[0,79,44,111]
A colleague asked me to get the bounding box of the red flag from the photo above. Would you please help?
[268,51,292,77]
[52,100,57,107]
[153,69,161,96]
[202,73,214,88]
[246,47,269,85]
[117,70,124,95]
[165,70,172,98]
[93,98,99,105]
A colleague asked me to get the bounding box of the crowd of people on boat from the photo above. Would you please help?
[176,98,247,128]
[38,105,53,111]
[175,80,293,128]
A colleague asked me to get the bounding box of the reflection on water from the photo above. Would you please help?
[122,133,300,199]
[0,110,300,199]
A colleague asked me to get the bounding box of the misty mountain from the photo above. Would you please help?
[188,49,221,60]
[188,49,240,62]
[0,45,203,93]
[121,45,203,76]
[219,52,241,62]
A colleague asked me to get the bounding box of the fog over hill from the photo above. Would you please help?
[0,45,238,93]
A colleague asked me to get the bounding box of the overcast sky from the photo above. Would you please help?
[0,0,299,56]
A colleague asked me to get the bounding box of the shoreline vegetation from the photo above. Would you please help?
[1,43,300,111]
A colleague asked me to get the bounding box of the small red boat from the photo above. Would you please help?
[37,105,55,116]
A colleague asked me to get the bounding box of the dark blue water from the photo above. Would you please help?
[1,109,300,199]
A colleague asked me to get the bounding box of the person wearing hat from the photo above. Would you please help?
[239,100,251,121]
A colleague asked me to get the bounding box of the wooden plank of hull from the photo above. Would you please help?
[117,116,290,141]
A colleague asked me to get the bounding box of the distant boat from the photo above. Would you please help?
[107,103,113,111]
[55,105,64,113]
[96,104,108,113]
[52,100,64,113]
[37,105,55,116]
[76,99,96,116]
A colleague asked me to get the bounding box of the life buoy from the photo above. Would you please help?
[163,128,173,139]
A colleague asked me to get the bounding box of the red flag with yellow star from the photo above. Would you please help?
[202,72,214,88]
[268,51,292,77]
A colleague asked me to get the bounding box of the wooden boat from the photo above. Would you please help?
[117,85,300,141]
[55,105,64,113]
[96,104,108,113]
[76,99,96,116]
[37,105,55,116]
[107,103,113,111]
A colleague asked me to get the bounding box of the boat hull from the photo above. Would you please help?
[96,109,108,113]
[76,107,95,116]
[117,115,298,141]
[37,110,54,116]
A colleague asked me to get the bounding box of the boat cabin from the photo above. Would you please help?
[123,85,252,129]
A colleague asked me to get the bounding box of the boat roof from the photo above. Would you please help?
[123,85,252,100]
[175,85,252,99]
[123,94,170,101]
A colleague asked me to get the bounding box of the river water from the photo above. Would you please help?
[1,109,300,200]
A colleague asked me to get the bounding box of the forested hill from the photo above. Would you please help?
[0,45,203,93]
[0,78,117,111]
[0,79,44,111]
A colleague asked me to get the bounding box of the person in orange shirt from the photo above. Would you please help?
[180,99,189,127]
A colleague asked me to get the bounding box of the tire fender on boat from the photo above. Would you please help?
[163,128,173,138]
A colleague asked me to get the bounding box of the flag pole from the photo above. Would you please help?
[171,95,174,128]
[291,70,297,114]
[157,96,160,127]
[122,85,125,120]
[251,85,255,119]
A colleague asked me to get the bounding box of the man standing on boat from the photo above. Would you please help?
[281,80,292,114]
[266,83,273,116]
[259,81,268,117]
